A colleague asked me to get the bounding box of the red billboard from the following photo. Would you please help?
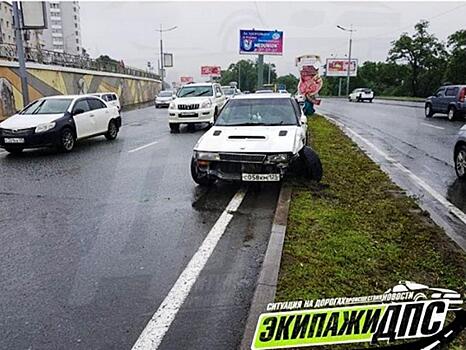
[180,76,194,84]
[325,58,358,77]
[201,66,221,77]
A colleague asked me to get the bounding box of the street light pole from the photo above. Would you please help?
[157,25,177,90]
[337,24,356,96]
[12,1,29,106]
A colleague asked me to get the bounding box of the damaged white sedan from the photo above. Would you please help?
[191,94,322,185]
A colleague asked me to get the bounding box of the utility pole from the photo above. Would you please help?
[337,24,356,96]
[238,62,241,90]
[157,25,177,91]
[13,1,29,106]
[267,62,271,85]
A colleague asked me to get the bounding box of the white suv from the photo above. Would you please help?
[168,83,226,132]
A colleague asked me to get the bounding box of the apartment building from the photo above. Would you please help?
[41,1,82,55]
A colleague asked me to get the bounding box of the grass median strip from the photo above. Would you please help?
[276,115,466,348]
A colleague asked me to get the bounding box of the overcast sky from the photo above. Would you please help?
[80,1,466,84]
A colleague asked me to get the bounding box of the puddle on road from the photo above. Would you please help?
[447,179,466,213]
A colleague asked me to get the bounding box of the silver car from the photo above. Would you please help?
[454,125,466,179]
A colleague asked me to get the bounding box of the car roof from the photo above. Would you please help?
[41,94,107,100]
[233,93,292,100]
[182,83,216,87]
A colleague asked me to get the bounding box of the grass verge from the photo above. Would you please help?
[276,115,466,349]
[378,96,425,102]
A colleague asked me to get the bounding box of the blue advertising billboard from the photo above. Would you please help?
[239,30,283,56]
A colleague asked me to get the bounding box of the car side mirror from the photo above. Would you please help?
[73,108,85,115]
[216,92,222,98]
[300,116,307,125]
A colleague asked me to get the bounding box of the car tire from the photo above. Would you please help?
[448,106,457,121]
[425,104,433,118]
[190,157,215,186]
[4,147,23,155]
[299,146,323,182]
[105,120,119,140]
[58,128,75,152]
[169,123,180,133]
[348,97,352,102]
[455,145,466,179]
[369,98,373,103]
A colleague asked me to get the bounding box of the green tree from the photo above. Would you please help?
[219,59,277,92]
[444,30,466,84]
[388,20,447,97]
[275,74,299,94]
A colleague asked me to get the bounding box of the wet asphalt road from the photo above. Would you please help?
[0,106,279,349]
[317,98,466,242]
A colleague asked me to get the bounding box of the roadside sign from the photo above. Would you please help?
[239,30,283,56]
[201,66,221,77]
[163,53,173,68]
[20,1,47,29]
[325,58,358,77]
[180,76,194,83]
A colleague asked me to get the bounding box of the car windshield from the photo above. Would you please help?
[20,98,72,115]
[159,91,173,97]
[177,86,213,97]
[215,98,298,126]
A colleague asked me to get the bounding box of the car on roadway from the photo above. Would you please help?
[92,92,121,111]
[425,85,466,121]
[348,88,374,102]
[190,93,321,185]
[221,86,240,100]
[168,83,226,132]
[454,125,466,179]
[155,90,176,108]
[0,95,121,154]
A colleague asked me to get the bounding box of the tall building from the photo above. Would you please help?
[41,1,82,55]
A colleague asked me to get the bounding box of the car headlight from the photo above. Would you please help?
[195,151,220,161]
[169,102,175,109]
[266,153,289,163]
[201,100,212,109]
[35,122,56,133]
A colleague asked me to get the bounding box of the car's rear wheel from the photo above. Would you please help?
[105,120,119,140]
[369,98,373,103]
[58,128,75,152]
[169,123,180,133]
[425,104,433,118]
[448,106,457,121]
[4,147,23,155]
[190,157,215,186]
[455,145,466,179]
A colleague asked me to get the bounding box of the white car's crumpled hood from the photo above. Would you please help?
[0,113,63,129]
[195,126,299,154]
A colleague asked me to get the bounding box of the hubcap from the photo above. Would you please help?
[109,123,117,137]
[449,109,454,120]
[63,131,74,150]
[425,106,430,116]
[456,151,466,176]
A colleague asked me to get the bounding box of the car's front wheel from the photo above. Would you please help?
[455,145,466,179]
[190,157,215,186]
[425,104,433,118]
[4,147,23,155]
[105,120,119,140]
[58,128,75,152]
[169,123,180,133]
[299,146,323,182]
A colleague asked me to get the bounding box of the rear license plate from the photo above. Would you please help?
[242,173,280,182]
[4,138,25,144]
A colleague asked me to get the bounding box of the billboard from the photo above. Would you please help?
[325,58,358,77]
[201,66,221,77]
[239,30,283,56]
[180,76,194,84]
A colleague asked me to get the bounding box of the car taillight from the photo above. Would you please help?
[460,88,466,102]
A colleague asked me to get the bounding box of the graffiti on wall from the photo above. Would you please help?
[0,63,161,119]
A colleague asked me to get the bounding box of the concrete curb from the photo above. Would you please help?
[239,185,292,350]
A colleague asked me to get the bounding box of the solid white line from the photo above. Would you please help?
[420,122,445,130]
[326,116,466,226]
[131,187,248,350]
[128,141,159,153]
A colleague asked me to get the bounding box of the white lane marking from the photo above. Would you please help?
[421,122,445,130]
[128,141,159,153]
[444,330,453,338]
[326,116,466,226]
[422,340,440,350]
[131,187,248,350]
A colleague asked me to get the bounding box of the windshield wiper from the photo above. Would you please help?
[196,91,212,96]
[223,122,267,126]
[180,91,195,97]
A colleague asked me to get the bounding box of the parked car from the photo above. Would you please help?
[155,90,176,108]
[348,88,374,102]
[221,86,240,100]
[92,92,121,111]
[190,94,322,185]
[0,95,121,154]
[425,85,466,121]
[454,125,466,179]
[168,83,226,132]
